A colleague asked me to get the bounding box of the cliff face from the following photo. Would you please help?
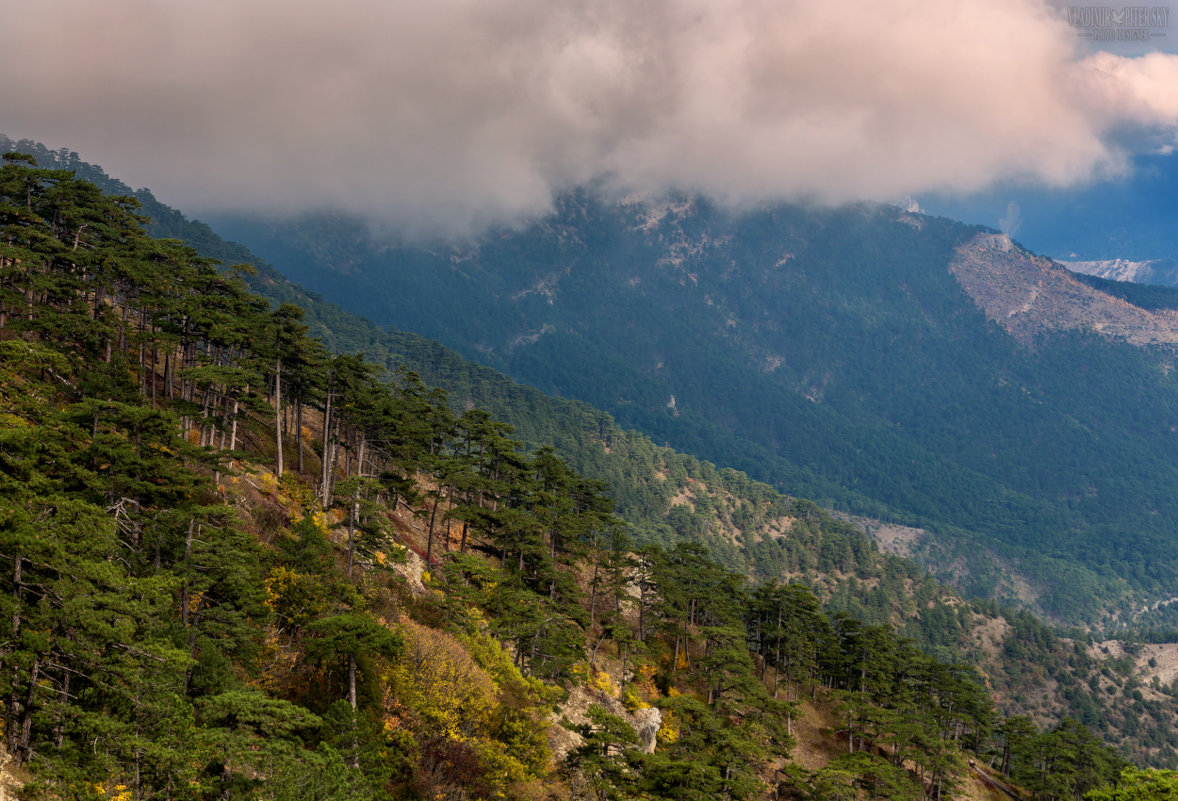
[951,233,1178,347]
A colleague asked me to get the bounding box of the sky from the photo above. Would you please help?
[3,0,1178,236]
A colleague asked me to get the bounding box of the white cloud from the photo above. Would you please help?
[999,201,1023,237]
[1,0,1177,234]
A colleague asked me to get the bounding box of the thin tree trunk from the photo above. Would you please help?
[296,400,304,473]
[347,497,358,579]
[348,655,357,711]
[274,356,283,475]
[15,656,40,765]
[7,552,23,757]
[54,670,70,749]
[426,493,440,565]
[588,546,600,628]
[199,388,213,448]
[134,706,142,801]
[320,383,333,509]
[229,395,240,453]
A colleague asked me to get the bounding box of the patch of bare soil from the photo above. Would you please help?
[1136,643,1178,688]
[1089,640,1178,691]
[0,740,26,801]
[835,513,927,560]
[390,547,429,595]
[789,697,846,772]
[667,488,696,512]
[865,522,924,558]
[962,763,1026,801]
[1087,639,1127,662]
[970,614,1012,659]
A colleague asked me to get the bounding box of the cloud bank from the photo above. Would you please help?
[3,0,1178,234]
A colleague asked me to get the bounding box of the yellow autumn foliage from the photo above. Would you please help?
[656,710,680,745]
[587,667,618,697]
[635,663,660,698]
[278,473,316,511]
[622,686,649,711]
[310,509,329,534]
[257,471,278,495]
[386,619,497,741]
[91,783,132,801]
[264,565,333,628]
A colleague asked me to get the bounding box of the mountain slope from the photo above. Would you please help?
[16,136,1178,765]
[208,194,1178,625]
[0,135,925,605]
[9,146,1163,795]
[954,234,1178,346]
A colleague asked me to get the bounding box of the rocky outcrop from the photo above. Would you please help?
[951,233,1178,347]
[549,683,664,760]
[633,707,662,754]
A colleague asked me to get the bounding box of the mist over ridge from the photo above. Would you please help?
[4,0,1178,236]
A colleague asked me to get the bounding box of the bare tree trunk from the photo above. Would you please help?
[348,655,357,711]
[54,670,70,749]
[7,552,23,757]
[588,544,600,628]
[134,707,142,801]
[296,399,304,473]
[229,395,240,453]
[426,492,441,565]
[15,656,40,765]
[347,497,358,579]
[348,653,361,769]
[274,357,283,476]
[320,384,333,509]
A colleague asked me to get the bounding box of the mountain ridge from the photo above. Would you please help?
[205,191,1178,626]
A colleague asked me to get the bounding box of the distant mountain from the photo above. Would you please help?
[210,195,1178,626]
[1062,257,1178,288]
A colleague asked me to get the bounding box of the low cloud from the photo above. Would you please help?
[1000,201,1023,238]
[2,0,1178,235]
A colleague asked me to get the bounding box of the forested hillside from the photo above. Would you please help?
[15,136,1178,769]
[204,191,1178,628]
[8,149,1178,800]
